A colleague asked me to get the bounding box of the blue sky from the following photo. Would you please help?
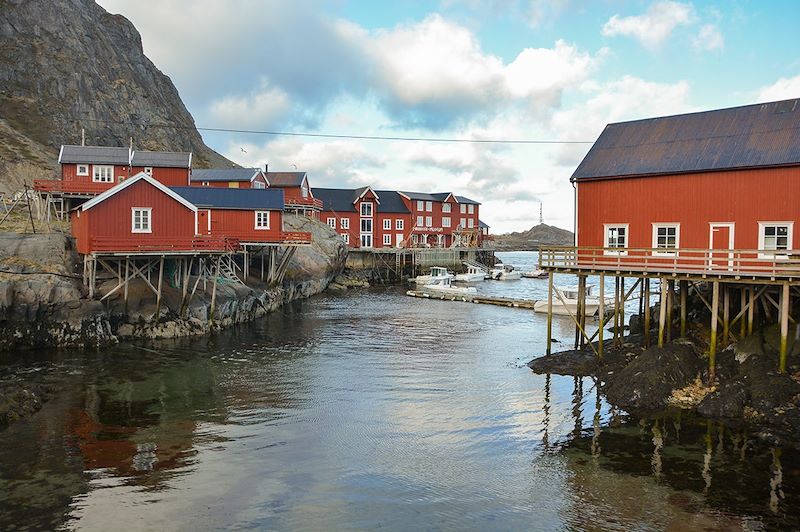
[97,0,800,233]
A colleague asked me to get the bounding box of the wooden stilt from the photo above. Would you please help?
[658,277,667,348]
[620,277,626,344]
[598,272,605,360]
[666,280,674,343]
[644,277,651,347]
[748,286,755,336]
[155,255,165,318]
[680,280,687,338]
[779,282,790,373]
[123,258,130,312]
[723,285,730,343]
[209,255,222,323]
[180,257,192,314]
[710,281,720,381]
[614,276,620,347]
[740,287,746,339]
[546,271,554,356]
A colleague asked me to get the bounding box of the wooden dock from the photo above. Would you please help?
[405,289,538,309]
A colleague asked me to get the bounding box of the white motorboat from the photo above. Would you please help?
[522,269,548,279]
[422,274,478,295]
[490,263,522,280]
[455,264,487,283]
[413,266,454,284]
[533,285,612,316]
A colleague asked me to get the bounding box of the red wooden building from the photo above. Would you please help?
[189,168,267,189]
[398,191,482,248]
[265,170,323,217]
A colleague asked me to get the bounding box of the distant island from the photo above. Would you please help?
[492,223,574,251]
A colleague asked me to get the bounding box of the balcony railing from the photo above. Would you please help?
[33,179,113,195]
[89,236,240,254]
[539,246,800,279]
[285,197,324,210]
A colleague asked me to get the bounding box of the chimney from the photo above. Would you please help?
[265,163,268,173]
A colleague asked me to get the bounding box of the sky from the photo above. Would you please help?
[96,0,800,233]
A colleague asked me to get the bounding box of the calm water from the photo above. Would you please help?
[0,252,798,530]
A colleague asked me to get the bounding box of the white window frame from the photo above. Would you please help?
[416,215,424,227]
[425,216,432,227]
[360,233,373,248]
[758,221,793,260]
[342,233,349,245]
[131,207,151,234]
[396,219,404,230]
[460,204,467,214]
[442,217,451,228]
[340,218,350,230]
[255,211,270,230]
[327,217,336,228]
[383,234,392,246]
[383,219,391,230]
[360,218,373,234]
[416,200,424,211]
[76,164,89,176]
[425,201,432,212]
[468,218,474,228]
[468,204,474,214]
[253,180,266,189]
[143,166,153,176]
[93,165,114,183]
[604,223,629,256]
[460,218,467,229]
[652,223,680,256]
[442,203,451,213]
[360,202,373,217]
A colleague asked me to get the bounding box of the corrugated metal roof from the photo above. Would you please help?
[131,150,192,168]
[266,171,306,187]
[190,168,262,182]
[170,187,284,210]
[60,145,130,165]
[572,98,800,181]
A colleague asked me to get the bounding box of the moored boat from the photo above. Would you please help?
[455,264,487,283]
[422,274,478,295]
[533,285,612,316]
[490,263,522,280]
[521,269,548,279]
[413,266,454,284]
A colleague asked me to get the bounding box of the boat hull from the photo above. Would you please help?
[454,273,486,282]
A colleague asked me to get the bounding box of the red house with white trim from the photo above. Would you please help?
[265,170,323,218]
[189,168,267,189]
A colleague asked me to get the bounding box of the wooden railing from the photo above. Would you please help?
[33,179,112,195]
[285,197,324,210]
[539,246,800,278]
[89,236,240,253]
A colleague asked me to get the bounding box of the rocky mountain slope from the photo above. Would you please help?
[0,0,232,185]
[492,223,574,251]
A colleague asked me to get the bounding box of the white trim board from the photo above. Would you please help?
[81,172,197,212]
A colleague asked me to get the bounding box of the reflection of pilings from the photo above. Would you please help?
[770,447,784,515]
[542,374,551,451]
[702,421,713,493]
[572,376,583,438]
[591,379,601,459]
[651,418,663,479]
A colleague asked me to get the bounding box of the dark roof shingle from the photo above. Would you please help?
[60,145,130,165]
[170,187,284,210]
[572,98,800,181]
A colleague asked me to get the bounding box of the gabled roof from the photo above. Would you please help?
[572,98,800,181]
[60,145,130,165]
[266,171,307,187]
[80,172,197,212]
[313,188,361,213]
[190,168,263,183]
[131,150,192,168]
[454,195,480,205]
[479,219,489,229]
[170,187,284,210]
[373,190,410,213]
[399,191,451,202]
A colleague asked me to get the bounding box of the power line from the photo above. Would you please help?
[75,117,596,145]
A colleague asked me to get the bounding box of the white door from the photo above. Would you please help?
[360,234,373,248]
[396,233,403,247]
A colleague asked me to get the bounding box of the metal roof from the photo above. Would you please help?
[373,190,411,213]
[170,187,284,210]
[59,145,130,165]
[313,187,360,213]
[479,219,489,229]
[266,171,306,187]
[572,98,800,181]
[131,150,192,168]
[190,168,262,182]
[454,195,480,205]
[401,191,450,202]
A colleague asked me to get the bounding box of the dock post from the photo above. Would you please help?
[613,276,620,347]
[679,280,687,338]
[210,254,222,323]
[779,282,790,373]
[546,271,554,355]
[598,272,605,360]
[666,280,674,343]
[644,277,651,347]
[123,258,130,313]
[723,285,730,343]
[740,287,747,339]
[658,277,667,347]
[709,281,720,381]
[578,275,587,349]
[620,277,626,345]
[155,255,165,318]
[747,286,755,336]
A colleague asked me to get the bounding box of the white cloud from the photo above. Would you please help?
[756,75,800,103]
[602,1,695,50]
[209,81,292,129]
[692,24,724,51]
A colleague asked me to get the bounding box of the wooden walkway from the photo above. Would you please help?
[405,289,537,309]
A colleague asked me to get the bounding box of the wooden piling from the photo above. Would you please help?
[740,287,746,339]
[598,272,605,360]
[779,282,790,373]
[614,276,620,346]
[723,285,730,343]
[546,271,554,356]
[679,280,687,338]
[209,255,222,323]
[155,255,165,318]
[747,286,755,336]
[709,281,720,381]
[644,278,651,347]
[666,280,674,343]
[658,277,667,348]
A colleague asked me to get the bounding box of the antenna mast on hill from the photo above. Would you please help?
[539,203,544,225]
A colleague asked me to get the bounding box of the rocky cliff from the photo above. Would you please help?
[0,0,232,186]
[0,216,347,351]
[492,223,574,251]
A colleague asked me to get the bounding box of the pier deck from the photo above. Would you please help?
[406,289,537,309]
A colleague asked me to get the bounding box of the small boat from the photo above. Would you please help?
[522,269,548,279]
[422,274,478,295]
[455,264,487,283]
[490,263,522,280]
[413,266,454,284]
[533,285,611,316]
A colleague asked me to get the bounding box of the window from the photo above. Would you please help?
[396,219,404,230]
[255,211,270,230]
[360,234,373,248]
[460,204,467,214]
[442,217,451,228]
[360,202,373,216]
[468,204,474,214]
[425,201,432,212]
[604,224,629,255]
[327,217,336,228]
[76,164,89,176]
[416,200,424,211]
[460,218,467,228]
[93,165,114,183]
[412,235,419,245]
[253,180,266,189]
[131,208,151,233]
[468,219,474,228]
[342,233,349,245]
[202,181,210,187]
[383,234,392,246]
[302,184,308,198]
[652,224,679,255]
[340,218,349,230]
[383,219,391,230]
[144,167,153,176]
[425,216,432,227]
[360,218,373,233]
[416,215,424,227]
[442,203,451,213]
[759,222,793,259]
